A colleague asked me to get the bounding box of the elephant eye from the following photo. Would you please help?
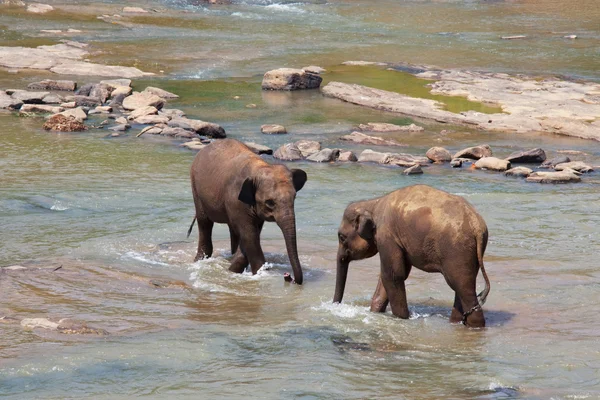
[265,199,276,208]
[338,233,346,243]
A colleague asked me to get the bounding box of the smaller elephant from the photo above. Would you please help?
[333,185,490,327]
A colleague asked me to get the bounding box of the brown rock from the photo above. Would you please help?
[474,157,511,171]
[20,104,63,114]
[261,124,287,134]
[122,91,165,111]
[338,151,358,162]
[453,144,493,160]
[426,146,452,163]
[295,140,321,157]
[273,143,303,161]
[43,114,86,131]
[262,68,322,91]
[28,79,77,91]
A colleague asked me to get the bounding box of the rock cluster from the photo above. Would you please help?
[273,140,354,163]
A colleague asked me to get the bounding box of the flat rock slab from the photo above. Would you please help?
[129,106,158,120]
[0,92,23,110]
[526,170,581,183]
[27,80,77,91]
[169,117,226,138]
[340,131,406,147]
[505,148,546,163]
[322,63,600,140]
[58,106,88,121]
[358,122,424,132]
[143,87,179,99]
[475,157,511,171]
[358,149,428,167]
[11,90,50,104]
[123,92,165,111]
[262,68,323,91]
[27,3,53,13]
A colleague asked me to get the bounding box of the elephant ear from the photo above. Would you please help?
[238,178,256,206]
[356,211,375,241]
[291,169,307,192]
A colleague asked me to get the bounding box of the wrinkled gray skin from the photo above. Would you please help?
[189,139,307,284]
[333,185,490,327]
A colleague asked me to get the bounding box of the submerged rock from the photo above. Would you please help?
[505,148,546,163]
[302,66,326,74]
[454,145,493,160]
[21,318,59,330]
[426,146,452,163]
[261,124,287,134]
[262,68,323,91]
[340,131,406,147]
[43,114,87,131]
[475,157,511,171]
[57,318,108,335]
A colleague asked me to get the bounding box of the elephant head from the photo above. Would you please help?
[238,166,307,284]
[333,204,379,303]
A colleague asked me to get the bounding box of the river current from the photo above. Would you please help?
[1,0,600,399]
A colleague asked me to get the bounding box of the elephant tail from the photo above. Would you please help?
[476,230,490,306]
[186,216,197,238]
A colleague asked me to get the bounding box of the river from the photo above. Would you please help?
[1,0,600,398]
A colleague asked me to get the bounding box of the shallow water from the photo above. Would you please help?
[2,0,600,399]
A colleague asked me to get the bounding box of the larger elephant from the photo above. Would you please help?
[189,139,307,284]
[333,185,490,327]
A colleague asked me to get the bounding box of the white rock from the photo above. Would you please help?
[27,3,54,13]
[21,318,59,330]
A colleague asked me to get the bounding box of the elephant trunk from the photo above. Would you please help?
[277,212,303,285]
[333,249,349,303]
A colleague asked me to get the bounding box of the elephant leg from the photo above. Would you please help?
[443,264,485,328]
[370,275,389,313]
[238,222,265,275]
[229,225,240,255]
[194,217,214,262]
[229,248,249,273]
[379,246,411,319]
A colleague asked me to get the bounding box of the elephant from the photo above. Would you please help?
[188,139,307,284]
[333,184,490,327]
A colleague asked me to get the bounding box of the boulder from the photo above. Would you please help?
[261,124,287,134]
[134,115,170,125]
[74,83,93,96]
[295,140,321,157]
[526,170,581,184]
[273,143,303,161]
[159,108,185,118]
[143,86,179,99]
[244,142,273,155]
[110,86,133,98]
[403,165,423,175]
[43,114,86,131]
[89,83,113,103]
[122,91,165,111]
[340,131,406,147]
[540,155,570,169]
[504,167,533,177]
[0,92,23,110]
[306,148,340,163]
[11,90,49,104]
[338,151,358,162]
[505,148,546,163]
[109,93,127,107]
[358,122,424,132]
[426,146,452,163]
[554,161,593,173]
[27,79,76,91]
[26,3,53,13]
[474,157,511,171]
[169,117,226,138]
[453,144,492,160]
[67,95,101,107]
[262,68,322,91]
[58,106,87,121]
[128,106,158,120]
[358,149,390,164]
[20,104,63,114]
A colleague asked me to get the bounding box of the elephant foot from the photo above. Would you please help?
[283,273,296,284]
[449,307,485,327]
[449,307,463,324]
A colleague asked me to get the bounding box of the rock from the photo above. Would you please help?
[109,86,133,98]
[505,148,546,163]
[340,131,406,147]
[139,126,163,135]
[169,117,226,138]
[44,115,86,132]
[109,93,127,107]
[554,161,594,173]
[50,61,151,78]
[42,94,64,104]
[0,92,23,110]
[122,91,165,111]
[262,68,323,91]
[244,142,273,155]
[246,103,257,108]
[27,79,77,91]
[67,95,101,107]
[95,106,112,113]
[89,83,113,103]
[75,83,93,96]
[109,124,130,132]
[358,149,390,164]
[143,86,179,99]
[57,319,108,335]
[161,127,194,137]
[474,157,511,171]
[540,155,570,168]
[134,115,170,125]
[123,6,148,13]
[338,151,358,162]
[159,108,185,118]
[100,79,132,89]
[306,148,340,163]
[504,167,533,177]
[128,106,158,120]
[261,124,287,134]
[526,170,581,184]
[1,265,26,270]
[302,66,326,74]
[501,35,527,40]
[27,3,54,13]
[115,117,127,124]
[182,141,207,151]
[58,106,87,121]
[387,153,429,167]
[453,144,492,160]
[403,165,423,175]
[358,122,424,132]
[273,143,303,161]
[21,318,58,330]
[564,35,577,39]
[450,159,463,168]
[295,140,321,157]
[20,104,63,114]
[60,101,77,108]
[426,146,452,163]
[11,90,49,104]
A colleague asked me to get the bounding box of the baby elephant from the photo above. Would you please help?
[333,185,490,327]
